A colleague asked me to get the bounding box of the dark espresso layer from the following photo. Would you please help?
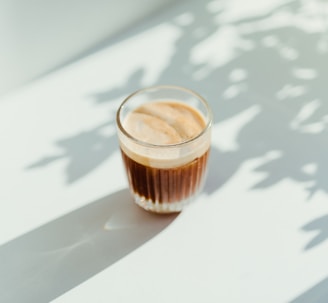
[121,148,210,203]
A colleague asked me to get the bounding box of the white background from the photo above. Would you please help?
[1,0,328,302]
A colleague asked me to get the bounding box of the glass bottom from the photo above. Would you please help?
[134,193,195,214]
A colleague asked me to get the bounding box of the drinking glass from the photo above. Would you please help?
[116,85,212,213]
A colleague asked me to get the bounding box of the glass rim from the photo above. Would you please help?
[116,84,213,148]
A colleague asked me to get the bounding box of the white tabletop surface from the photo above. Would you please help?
[1,0,328,302]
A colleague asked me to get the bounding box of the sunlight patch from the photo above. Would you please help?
[290,99,321,131]
[292,68,317,80]
[223,84,247,99]
[301,163,318,176]
[229,68,248,82]
[174,12,194,26]
[213,105,261,152]
[276,84,307,100]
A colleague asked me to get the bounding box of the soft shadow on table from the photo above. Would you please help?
[0,189,178,303]
[289,276,328,303]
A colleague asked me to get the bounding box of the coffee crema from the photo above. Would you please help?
[119,100,210,208]
[120,101,210,169]
[123,101,206,145]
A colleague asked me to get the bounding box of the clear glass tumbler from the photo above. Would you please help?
[116,85,212,213]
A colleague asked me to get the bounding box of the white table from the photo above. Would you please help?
[1,0,328,302]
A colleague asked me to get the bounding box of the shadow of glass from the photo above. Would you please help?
[0,189,178,303]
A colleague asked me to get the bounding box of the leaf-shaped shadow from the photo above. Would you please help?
[302,214,328,250]
[26,123,117,183]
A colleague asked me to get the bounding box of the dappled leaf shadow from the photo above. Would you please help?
[27,122,116,183]
[26,0,328,197]
[90,68,145,104]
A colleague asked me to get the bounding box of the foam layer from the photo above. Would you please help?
[120,101,210,168]
[123,101,205,145]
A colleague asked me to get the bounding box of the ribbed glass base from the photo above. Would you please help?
[134,193,195,214]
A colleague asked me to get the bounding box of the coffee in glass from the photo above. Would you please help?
[116,85,212,213]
